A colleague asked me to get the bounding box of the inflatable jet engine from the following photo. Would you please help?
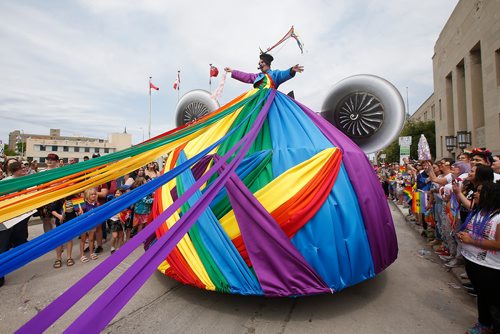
[175,75,405,153]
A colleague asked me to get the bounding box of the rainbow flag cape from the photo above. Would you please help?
[2,71,398,333]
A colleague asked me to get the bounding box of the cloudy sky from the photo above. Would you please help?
[0,0,458,145]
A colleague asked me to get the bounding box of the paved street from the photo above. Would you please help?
[1,202,476,333]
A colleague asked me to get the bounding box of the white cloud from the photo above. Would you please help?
[0,0,457,146]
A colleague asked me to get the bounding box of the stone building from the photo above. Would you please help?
[8,129,132,163]
[431,0,500,158]
[410,94,436,123]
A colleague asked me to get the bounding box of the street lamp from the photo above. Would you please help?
[456,131,471,150]
[445,135,456,154]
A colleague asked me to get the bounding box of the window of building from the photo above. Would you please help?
[439,99,442,120]
[63,146,69,152]
[74,147,80,152]
[431,105,435,119]
[39,145,46,151]
[39,157,45,163]
[94,148,100,153]
[496,48,500,86]
[104,148,109,153]
[52,145,58,151]
[424,111,428,120]
[85,147,90,152]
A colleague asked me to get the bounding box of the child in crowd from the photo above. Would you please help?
[50,194,81,268]
[109,189,124,254]
[79,188,99,262]
[132,177,153,234]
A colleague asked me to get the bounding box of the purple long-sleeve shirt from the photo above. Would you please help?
[231,68,295,89]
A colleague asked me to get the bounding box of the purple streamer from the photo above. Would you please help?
[226,172,330,296]
[60,89,276,333]
[296,100,398,274]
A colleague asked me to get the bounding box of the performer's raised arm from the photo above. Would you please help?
[226,53,304,89]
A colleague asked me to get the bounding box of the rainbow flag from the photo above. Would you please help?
[72,197,84,212]
[412,190,427,214]
[424,210,435,227]
[403,186,413,203]
[446,194,460,229]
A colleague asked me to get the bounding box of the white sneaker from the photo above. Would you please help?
[439,255,454,261]
[445,259,464,268]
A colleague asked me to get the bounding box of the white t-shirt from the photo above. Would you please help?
[440,173,456,197]
[461,212,500,270]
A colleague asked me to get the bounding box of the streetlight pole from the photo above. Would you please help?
[405,87,410,118]
[148,76,152,139]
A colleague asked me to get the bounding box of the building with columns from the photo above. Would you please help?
[431,0,500,158]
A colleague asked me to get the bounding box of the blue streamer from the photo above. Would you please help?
[0,91,270,277]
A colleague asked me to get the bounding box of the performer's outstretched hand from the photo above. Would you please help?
[224,67,233,73]
[291,64,304,73]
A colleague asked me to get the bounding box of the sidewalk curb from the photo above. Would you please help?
[389,200,472,293]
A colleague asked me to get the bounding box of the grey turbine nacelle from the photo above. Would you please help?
[175,90,220,127]
[175,75,405,154]
[321,74,405,153]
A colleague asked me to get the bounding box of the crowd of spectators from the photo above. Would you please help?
[0,153,160,287]
[377,148,500,334]
[2,147,500,333]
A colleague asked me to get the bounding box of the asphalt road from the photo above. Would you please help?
[0,202,477,333]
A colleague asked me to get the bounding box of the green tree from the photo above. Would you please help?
[16,142,26,155]
[380,120,436,163]
[3,144,17,156]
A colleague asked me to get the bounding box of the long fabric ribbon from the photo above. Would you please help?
[16,89,275,334]
[1,91,269,278]
[64,89,276,333]
[295,99,398,274]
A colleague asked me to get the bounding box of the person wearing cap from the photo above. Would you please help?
[224,53,303,89]
[46,153,59,170]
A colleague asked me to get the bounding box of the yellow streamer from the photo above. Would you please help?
[219,148,337,239]
[157,153,215,290]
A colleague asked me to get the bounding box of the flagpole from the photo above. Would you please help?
[209,64,212,93]
[177,70,180,102]
[148,76,152,139]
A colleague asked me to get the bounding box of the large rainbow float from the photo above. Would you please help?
[1,29,401,332]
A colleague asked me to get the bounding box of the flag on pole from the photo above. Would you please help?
[209,64,218,86]
[173,71,180,90]
[149,82,159,91]
[210,65,219,78]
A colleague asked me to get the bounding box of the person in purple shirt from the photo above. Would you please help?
[224,53,303,89]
